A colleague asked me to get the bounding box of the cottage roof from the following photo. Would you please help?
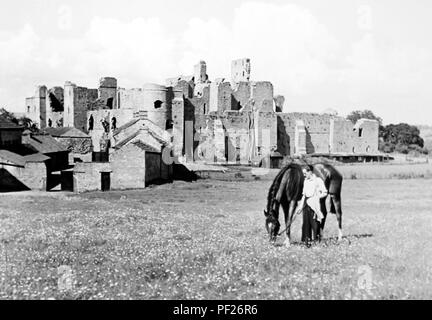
[112,119,140,136]
[22,134,69,154]
[0,150,26,166]
[0,150,48,167]
[0,115,23,130]
[132,141,160,153]
[41,127,90,138]
[23,153,51,163]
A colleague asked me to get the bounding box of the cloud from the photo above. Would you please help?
[0,1,431,124]
[181,2,341,94]
[0,24,40,76]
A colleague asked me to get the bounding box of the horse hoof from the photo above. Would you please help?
[337,230,343,242]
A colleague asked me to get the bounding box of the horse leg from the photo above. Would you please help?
[319,196,331,241]
[282,200,296,247]
[332,194,343,241]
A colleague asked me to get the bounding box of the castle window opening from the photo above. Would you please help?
[154,100,163,109]
[27,106,30,113]
[359,128,363,137]
[48,119,52,127]
[88,115,94,131]
[166,120,174,130]
[107,98,114,109]
[111,117,117,131]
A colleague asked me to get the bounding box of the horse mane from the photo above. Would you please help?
[266,163,303,214]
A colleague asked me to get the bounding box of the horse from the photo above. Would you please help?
[264,163,304,245]
[312,163,343,241]
[264,162,343,246]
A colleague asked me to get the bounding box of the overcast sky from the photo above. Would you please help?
[0,0,431,125]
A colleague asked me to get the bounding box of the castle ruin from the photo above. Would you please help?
[24,59,380,167]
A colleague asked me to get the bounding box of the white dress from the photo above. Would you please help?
[301,174,328,222]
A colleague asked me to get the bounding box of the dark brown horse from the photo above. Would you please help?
[264,163,304,245]
[264,162,343,246]
[312,163,343,241]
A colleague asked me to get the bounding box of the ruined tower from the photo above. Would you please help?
[231,58,251,84]
[25,85,47,129]
[194,61,208,84]
[98,77,117,109]
[142,83,172,130]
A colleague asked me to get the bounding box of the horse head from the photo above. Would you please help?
[264,209,280,244]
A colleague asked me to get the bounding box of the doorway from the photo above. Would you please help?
[101,172,111,192]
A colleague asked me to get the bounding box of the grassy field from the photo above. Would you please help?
[337,163,432,179]
[1,177,432,300]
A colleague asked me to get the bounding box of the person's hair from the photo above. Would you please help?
[302,165,312,172]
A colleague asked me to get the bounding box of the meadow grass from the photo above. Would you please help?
[337,163,432,180]
[0,178,431,300]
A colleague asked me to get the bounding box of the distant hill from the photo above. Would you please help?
[418,125,432,151]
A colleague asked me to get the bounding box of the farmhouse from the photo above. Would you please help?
[0,115,58,191]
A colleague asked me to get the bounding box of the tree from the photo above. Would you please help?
[0,107,38,132]
[0,108,19,124]
[347,110,383,125]
[379,123,427,154]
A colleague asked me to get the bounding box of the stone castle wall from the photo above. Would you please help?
[25,58,380,165]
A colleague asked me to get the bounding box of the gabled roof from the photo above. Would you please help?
[113,131,141,150]
[0,150,48,167]
[112,119,140,136]
[0,150,26,167]
[0,115,23,130]
[132,141,160,153]
[41,127,90,138]
[23,153,50,163]
[22,134,69,154]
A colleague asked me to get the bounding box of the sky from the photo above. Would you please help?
[0,0,431,125]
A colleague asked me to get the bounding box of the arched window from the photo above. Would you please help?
[358,128,363,138]
[154,100,163,109]
[27,106,30,113]
[88,115,94,131]
[48,119,52,127]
